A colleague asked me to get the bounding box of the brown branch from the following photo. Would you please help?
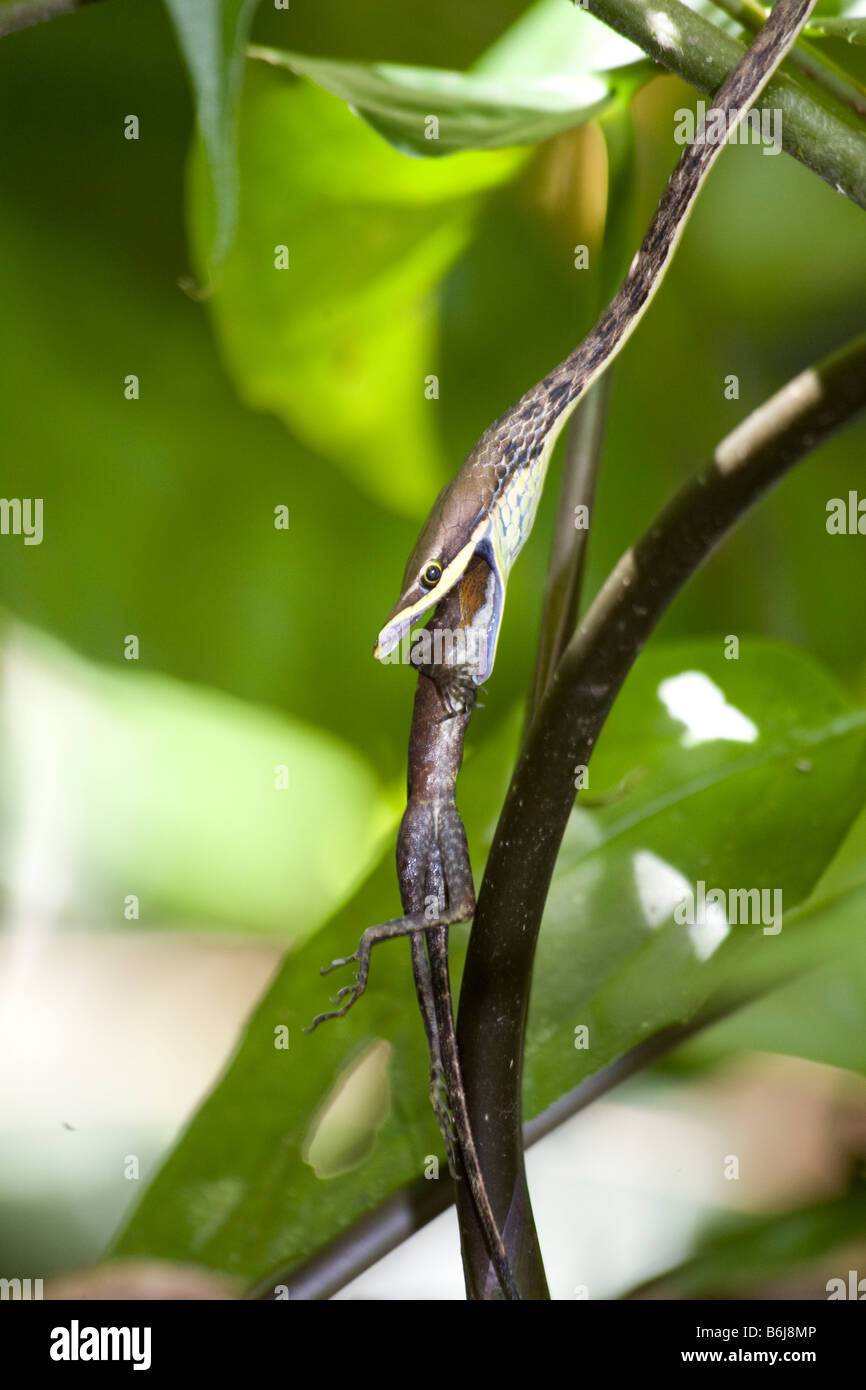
[453,332,866,1296]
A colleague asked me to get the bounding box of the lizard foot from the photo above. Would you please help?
[304,909,440,1034]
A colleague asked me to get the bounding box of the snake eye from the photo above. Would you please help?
[420,560,443,592]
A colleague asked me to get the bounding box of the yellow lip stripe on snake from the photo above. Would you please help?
[375,0,816,683]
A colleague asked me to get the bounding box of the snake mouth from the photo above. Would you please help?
[373,537,481,663]
[372,621,405,662]
[374,591,429,660]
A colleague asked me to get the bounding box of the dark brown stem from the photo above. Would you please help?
[454,332,866,1296]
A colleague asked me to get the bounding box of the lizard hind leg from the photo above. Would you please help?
[438,801,476,919]
[303,905,465,1033]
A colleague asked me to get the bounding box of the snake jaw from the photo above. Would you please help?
[374,536,480,662]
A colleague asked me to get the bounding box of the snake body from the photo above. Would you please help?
[375,0,817,686]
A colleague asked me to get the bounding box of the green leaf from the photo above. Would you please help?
[666,803,866,1075]
[246,2,652,164]
[189,68,523,515]
[111,641,866,1282]
[247,44,645,160]
[676,939,866,1075]
[164,0,260,269]
[525,641,866,1107]
[473,0,644,78]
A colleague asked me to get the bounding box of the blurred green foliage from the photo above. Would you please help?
[2,0,866,1292]
[1,621,394,935]
[630,1178,866,1298]
[191,70,524,514]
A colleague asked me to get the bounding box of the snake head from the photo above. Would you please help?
[373,475,487,662]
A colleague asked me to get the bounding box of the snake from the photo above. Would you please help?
[307,0,817,1301]
[374,0,816,691]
